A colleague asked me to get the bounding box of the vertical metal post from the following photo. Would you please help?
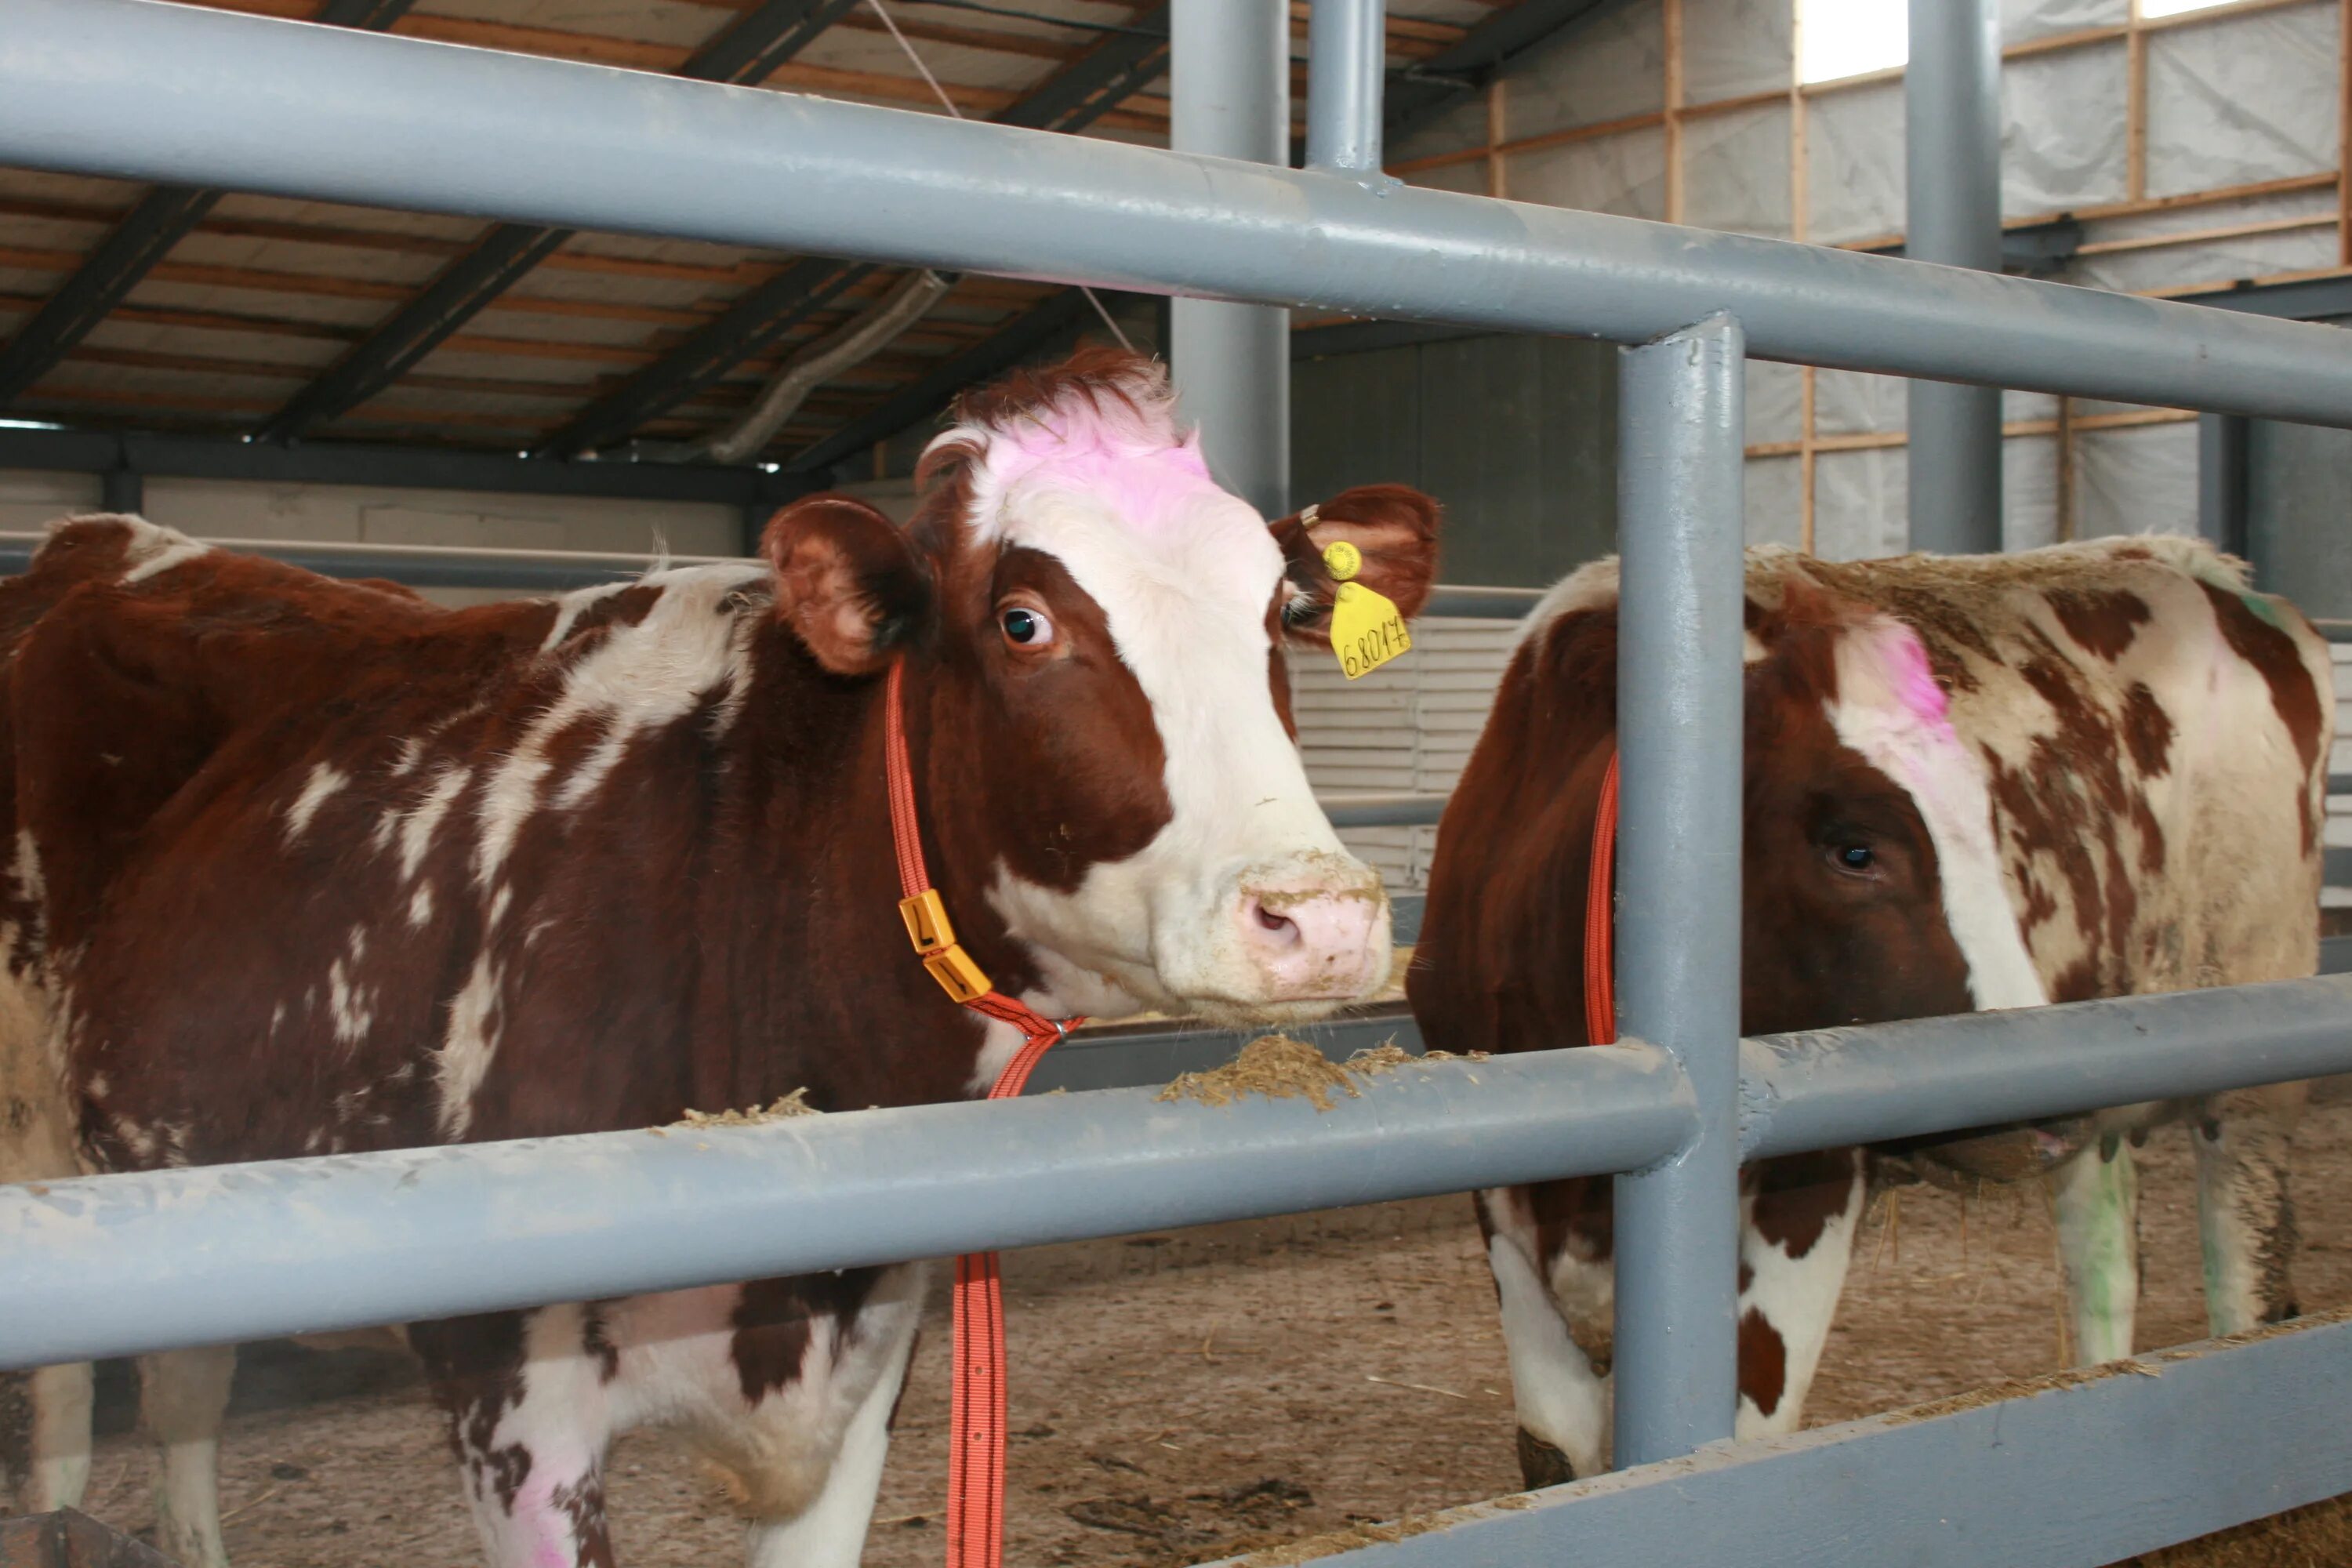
[1611,313,1747,1468]
[1171,0,1290,519]
[1306,0,1386,176]
[2197,412,2250,560]
[101,465,143,515]
[1905,0,2005,554]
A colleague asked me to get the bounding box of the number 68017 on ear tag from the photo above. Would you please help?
[1322,536,1410,680]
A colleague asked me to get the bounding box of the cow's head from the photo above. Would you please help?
[764,347,1442,1024]
[1415,558,2042,1065]
[1739,575,2048,1033]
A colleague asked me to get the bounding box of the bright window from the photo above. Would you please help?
[2138,0,2233,15]
[1800,0,1909,84]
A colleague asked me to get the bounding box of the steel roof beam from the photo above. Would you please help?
[543,6,1171,460]
[256,0,862,444]
[0,0,417,412]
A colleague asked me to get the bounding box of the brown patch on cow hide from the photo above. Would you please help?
[550,1476,616,1567]
[2045,587,2151,661]
[2050,956,2100,1004]
[555,584,664,651]
[1748,1149,1860,1258]
[1737,1307,1788,1417]
[730,1269,884,1405]
[2118,683,2174,778]
[2196,580,2326,857]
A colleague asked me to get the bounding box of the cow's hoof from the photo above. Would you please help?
[1515,1428,1578,1490]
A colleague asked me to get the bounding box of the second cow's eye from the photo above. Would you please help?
[1001,606,1054,648]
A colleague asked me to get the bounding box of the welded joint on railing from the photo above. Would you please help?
[1735,1038,1787,1161]
[1605,1035,1703,1176]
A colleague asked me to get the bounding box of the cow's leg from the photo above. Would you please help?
[736,1270,924,1568]
[2053,1134,2140,1363]
[140,1345,237,1568]
[413,1305,615,1568]
[2,1362,93,1512]
[1735,1149,1864,1438]
[1479,1185,1612,1485]
[1,973,89,1515]
[2194,1081,2306,1335]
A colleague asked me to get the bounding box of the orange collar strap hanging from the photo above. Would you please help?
[1584,750,1621,1049]
[884,659,1079,1568]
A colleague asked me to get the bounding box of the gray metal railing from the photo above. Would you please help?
[4,1,2352,1561]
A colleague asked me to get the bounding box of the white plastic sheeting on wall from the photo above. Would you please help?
[2002,0,2126,45]
[2002,433,2063,551]
[1745,455,1804,548]
[1806,80,1906,242]
[2074,422,2200,540]
[1685,100,1796,238]
[2146,3,2340,198]
[1511,126,1671,218]
[2002,42,2130,216]
[1747,358,1805,445]
[1506,0,1665,141]
[1813,448,1909,560]
[1684,0,1794,101]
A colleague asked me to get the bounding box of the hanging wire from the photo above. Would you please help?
[863,0,1137,352]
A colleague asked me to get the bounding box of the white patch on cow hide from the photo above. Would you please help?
[284,762,348,845]
[1825,618,2049,1013]
[100,516,211,585]
[394,765,472,883]
[475,566,766,893]
[435,953,503,1139]
[407,883,436,929]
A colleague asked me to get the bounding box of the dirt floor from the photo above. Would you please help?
[31,1095,2352,1567]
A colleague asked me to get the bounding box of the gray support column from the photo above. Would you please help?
[1610,314,1748,1466]
[2198,412,2250,559]
[1905,0,2005,554]
[1171,0,1290,518]
[1306,0,1386,176]
[100,465,143,515]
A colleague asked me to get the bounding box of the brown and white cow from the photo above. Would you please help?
[0,348,1443,1567]
[1409,536,2330,1484]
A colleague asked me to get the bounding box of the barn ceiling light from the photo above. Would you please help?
[2139,0,2232,14]
[1800,0,1907,84]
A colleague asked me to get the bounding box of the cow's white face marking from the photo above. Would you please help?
[937,394,1388,1024]
[1824,619,2049,1012]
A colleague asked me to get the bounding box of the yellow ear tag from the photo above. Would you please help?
[1323,539,1411,681]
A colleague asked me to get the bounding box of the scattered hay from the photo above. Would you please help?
[651,1088,818,1134]
[1156,1037,1486,1112]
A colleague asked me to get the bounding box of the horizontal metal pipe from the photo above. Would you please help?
[0,531,742,593]
[0,1044,1689,1370]
[8,0,2352,423]
[1741,975,2352,1160]
[1419,584,1545,619]
[1317,792,1448,827]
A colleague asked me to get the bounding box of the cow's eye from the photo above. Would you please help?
[1001,607,1053,648]
[1831,842,1876,873]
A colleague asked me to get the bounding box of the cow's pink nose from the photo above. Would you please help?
[1236,885,1384,998]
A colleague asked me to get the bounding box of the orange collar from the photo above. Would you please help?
[1585,749,1621,1047]
[884,659,1077,1063]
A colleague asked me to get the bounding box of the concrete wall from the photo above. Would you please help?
[1293,332,1618,590]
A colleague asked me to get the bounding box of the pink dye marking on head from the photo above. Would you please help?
[1879,623,1952,731]
[980,405,1232,532]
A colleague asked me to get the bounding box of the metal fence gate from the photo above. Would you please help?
[6,0,2352,1563]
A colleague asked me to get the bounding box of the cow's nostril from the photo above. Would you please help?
[1249,900,1301,942]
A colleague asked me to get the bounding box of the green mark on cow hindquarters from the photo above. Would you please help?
[2240,590,2288,631]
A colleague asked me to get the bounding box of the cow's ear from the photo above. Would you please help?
[761,494,933,675]
[1270,485,1443,644]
